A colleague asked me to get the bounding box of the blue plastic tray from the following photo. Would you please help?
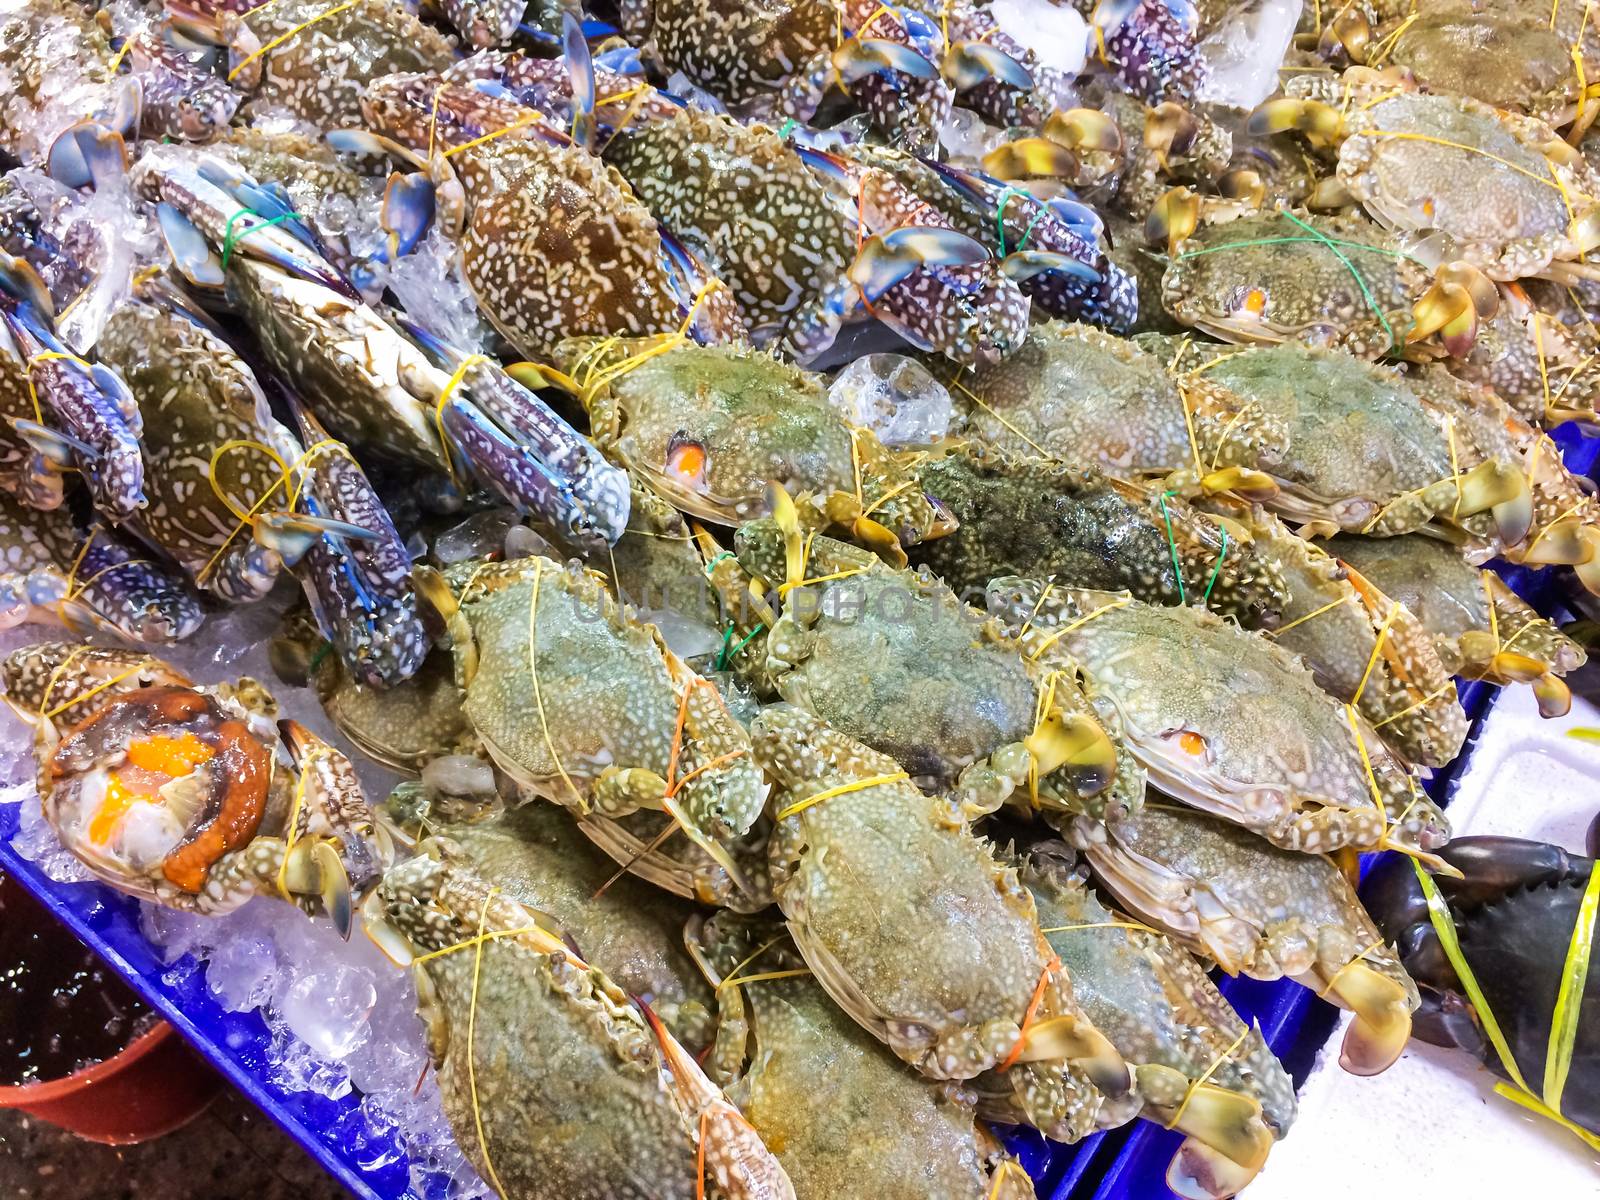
[3,423,1597,1200]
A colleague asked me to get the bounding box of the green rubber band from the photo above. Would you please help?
[995,185,1028,255]
[778,118,797,141]
[1015,204,1050,254]
[220,208,305,273]
[727,623,763,661]
[306,640,334,677]
[1157,489,1187,606]
[1201,524,1228,602]
[1276,209,1399,352]
[1173,234,1423,265]
[703,550,735,577]
[713,624,735,670]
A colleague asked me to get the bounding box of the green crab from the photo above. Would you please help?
[726,518,1142,827]
[170,0,453,129]
[1196,500,1466,769]
[908,446,1288,628]
[748,705,1134,1139]
[361,852,795,1200]
[986,580,1449,859]
[414,556,769,907]
[686,910,1037,1200]
[0,490,203,645]
[362,75,746,361]
[545,336,952,549]
[2,643,388,935]
[1157,207,1492,361]
[1252,72,1600,283]
[990,839,1298,1200]
[1330,532,1587,719]
[382,790,718,1053]
[947,321,1285,498]
[1169,340,1530,547]
[1079,803,1420,1078]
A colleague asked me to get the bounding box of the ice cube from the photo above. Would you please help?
[386,228,495,355]
[1196,0,1302,110]
[938,107,1006,163]
[435,509,519,564]
[828,354,954,447]
[205,934,277,1013]
[665,72,728,113]
[988,0,1089,75]
[280,963,377,1060]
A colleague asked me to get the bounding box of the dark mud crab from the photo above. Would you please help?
[1364,836,1600,1140]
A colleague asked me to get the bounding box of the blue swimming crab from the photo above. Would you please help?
[687,909,1037,1200]
[2,642,389,935]
[749,704,1135,1139]
[1252,71,1600,284]
[1080,802,1420,1077]
[0,490,203,644]
[987,578,1450,859]
[994,838,1298,1199]
[414,556,770,908]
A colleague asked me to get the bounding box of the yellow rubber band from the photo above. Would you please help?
[1165,1025,1251,1130]
[776,771,908,820]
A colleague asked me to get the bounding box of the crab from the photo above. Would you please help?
[116,19,242,142]
[686,910,1037,1200]
[726,517,1143,826]
[0,252,144,523]
[1250,73,1600,283]
[168,0,454,129]
[986,579,1450,858]
[1167,340,1532,548]
[134,142,632,551]
[946,320,1287,499]
[1156,207,1496,361]
[604,106,1028,366]
[1362,835,1600,1137]
[1195,499,1466,769]
[1,642,389,934]
[1068,0,1209,105]
[0,0,140,164]
[382,789,719,1054]
[993,838,1298,1200]
[543,336,953,549]
[748,704,1135,1138]
[1078,802,1421,1077]
[361,75,746,362]
[361,851,795,1200]
[413,555,770,908]
[908,446,1288,628]
[0,490,203,645]
[1330,532,1587,719]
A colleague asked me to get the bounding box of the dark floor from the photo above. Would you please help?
[0,1085,349,1200]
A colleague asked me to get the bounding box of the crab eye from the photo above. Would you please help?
[1175,729,1208,758]
[1227,286,1269,318]
[664,434,708,489]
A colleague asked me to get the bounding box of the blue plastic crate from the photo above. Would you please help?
[3,424,1597,1200]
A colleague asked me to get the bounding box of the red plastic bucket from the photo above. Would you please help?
[0,872,221,1144]
[0,1018,221,1144]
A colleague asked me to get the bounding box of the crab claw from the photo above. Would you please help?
[982,138,1079,180]
[1490,473,1535,549]
[1144,102,1198,166]
[1162,1079,1273,1172]
[282,836,355,938]
[0,253,57,319]
[1322,6,1373,63]
[1000,250,1102,284]
[1533,672,1573,718]
[1216,169,1265,208]
[1569,207,1600,256]
[379,171,436,262]
[1436,261,1500,320]
[833,37,939,85]
[13,419,96,468]
[1197,467,1277,501]
[1146,187,1198,255]
[1246,97,1343,140]
[1024,710,1117,797]
[360,887,414,967]
[1010,1014,1132,1097]
[1329,961,1413,1075]
[1043,108,1122,154]
[1574,529,1600,594]
[848,227,989,302]
[1449,462,1529,545]
[1168,1137,1264,1200]
[1408,279,1479,358]
[943,41,1033,91]
[46,121,128,192]
[254,512,379,566]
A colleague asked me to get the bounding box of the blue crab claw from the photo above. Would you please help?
[0,253,57,319]
[13,419,96,469]
[794,144,856,191]
[563,12,597,147]
[1090,0,1144,32]
[848,227,990,303]
[323,129,431,171]
[656,230,727,340]
[1046,197,1105,244]
[942,42,1034,91]
[196,162,322,252]
[156,202,224,288]
[74,526,205,644]
[1001,250,1102,284]
[46,122,128,192]
[832,37,940,86]
[380,172,436,261]
[595,45,643,74]
[255,512,380,566]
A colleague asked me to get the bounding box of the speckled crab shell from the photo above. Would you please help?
[986,580,1449,859]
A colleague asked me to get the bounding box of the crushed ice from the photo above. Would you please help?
[828,353,954,447]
